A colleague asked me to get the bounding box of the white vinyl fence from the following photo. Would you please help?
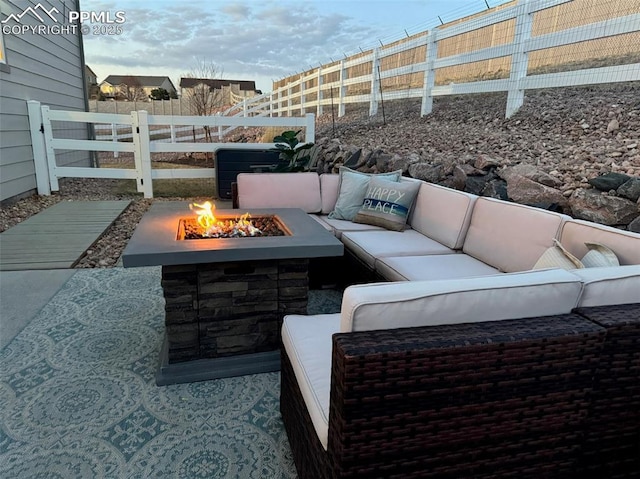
[27,100,314,198]
[234,0,640,119]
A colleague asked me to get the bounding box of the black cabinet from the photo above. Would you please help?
[215,149,280,199]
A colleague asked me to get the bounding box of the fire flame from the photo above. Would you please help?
[189,201,262,237]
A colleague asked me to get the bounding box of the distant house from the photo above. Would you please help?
[99,75,177,101]
[179,78,260,109]
[85,65,99,100]
[0,0,91,203]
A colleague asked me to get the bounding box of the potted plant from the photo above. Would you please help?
[270,130,315,172]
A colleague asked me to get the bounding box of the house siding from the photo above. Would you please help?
[0,0,90,203]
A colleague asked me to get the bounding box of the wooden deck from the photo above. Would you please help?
[0,200,131,271]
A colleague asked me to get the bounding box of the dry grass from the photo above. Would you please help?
[99,161,218,198]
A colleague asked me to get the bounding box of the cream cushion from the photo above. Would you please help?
[572,265,640,307]
[317,215,386,239]
[341,230,455,269]
[320,174,340,214]
[282,313,340,451]
[376,254,500,282]
[409,182,477,249]
[309,215,334,232]
[559,219,640,265]
[237,172,322,213]
[463,198,570,272]
[340,269,583,332]
[532,239,584,270]
[581,243,620,268]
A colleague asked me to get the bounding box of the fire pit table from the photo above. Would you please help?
[122,202,343,385]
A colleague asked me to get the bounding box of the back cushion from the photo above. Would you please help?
[463,198,569,272]
[559,219,640,265]
[340,269,583,332]
[409,182,477,249]
[237,172,322,213]
[320,174,340,214]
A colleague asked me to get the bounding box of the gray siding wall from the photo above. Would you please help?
[0,0,89,202]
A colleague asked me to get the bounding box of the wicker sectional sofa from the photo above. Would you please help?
[234,171,640,478]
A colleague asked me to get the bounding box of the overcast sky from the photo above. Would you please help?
[82,0,512,93]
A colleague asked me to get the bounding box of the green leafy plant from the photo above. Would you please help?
[270,130,314,172]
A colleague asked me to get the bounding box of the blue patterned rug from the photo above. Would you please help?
[0,267,342,478]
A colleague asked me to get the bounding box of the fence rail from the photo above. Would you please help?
[27,100,315,198]
[231,0,640,119]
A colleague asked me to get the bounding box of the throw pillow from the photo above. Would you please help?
[581,242,620,268]
[533,239,585,270]
[353,176,421,231]
[328,167,402,221]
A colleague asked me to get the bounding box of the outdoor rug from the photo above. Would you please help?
[0,266,342,478]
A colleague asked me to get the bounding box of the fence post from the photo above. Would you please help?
[338,59,346,117]
[26,100,52,195]
[304,113,315,143]
[131,110,153,198]
[506,0,533,118]
[300,77,305,116]
[369,48,379,116]
[317,66,323,116]
[421,31,438,116]
[111,122,119,158]
[39,105,60,192]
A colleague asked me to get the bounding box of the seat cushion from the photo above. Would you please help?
[340,269,583,332]
[342,230,455,269]
[237,172,322,213]
[559,219,640,265]
[309,214,334,232]
[282,313,341,451]
[318,215,385,239]
[376,254,500,281]
[409,182,478,249]
[571,265,640,307]
[462,197,570,272]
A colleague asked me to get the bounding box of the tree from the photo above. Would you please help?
[150,88,176,100]
[181,58,224,142]
[118,76,147,101]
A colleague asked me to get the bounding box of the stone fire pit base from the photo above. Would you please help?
[156,258,308,385]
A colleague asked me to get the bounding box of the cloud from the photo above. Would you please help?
[84,1,385,90]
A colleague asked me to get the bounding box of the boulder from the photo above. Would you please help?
[465,175,490,196]
[617,178,640,202]
[388,153,420,174]
[474,154,502,170]
[588,172,631,191]
[408,163,444,183]
[480,179,509,201]
[506,175,567,209]
[500,164,562,188]
[628,215,640,234]
[342,148,362,168]
[452,166,467,191]
[569,189,639,225]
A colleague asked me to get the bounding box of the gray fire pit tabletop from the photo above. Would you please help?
[122,202,343,267]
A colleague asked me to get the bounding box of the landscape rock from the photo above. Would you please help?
[569,189,639,225]
[506,175,567,210]
[480,179,509,200]
[388,153,420,174]
[588,172,632,191]
[500,164,562,188]
[408,163,444,183]
[452,166,468,191]
[617,178,640,202]
[474,155,502,170]
[606,118,619,133]
[628,215,640,234]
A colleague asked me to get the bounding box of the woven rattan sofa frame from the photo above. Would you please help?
[281,312,610,479]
